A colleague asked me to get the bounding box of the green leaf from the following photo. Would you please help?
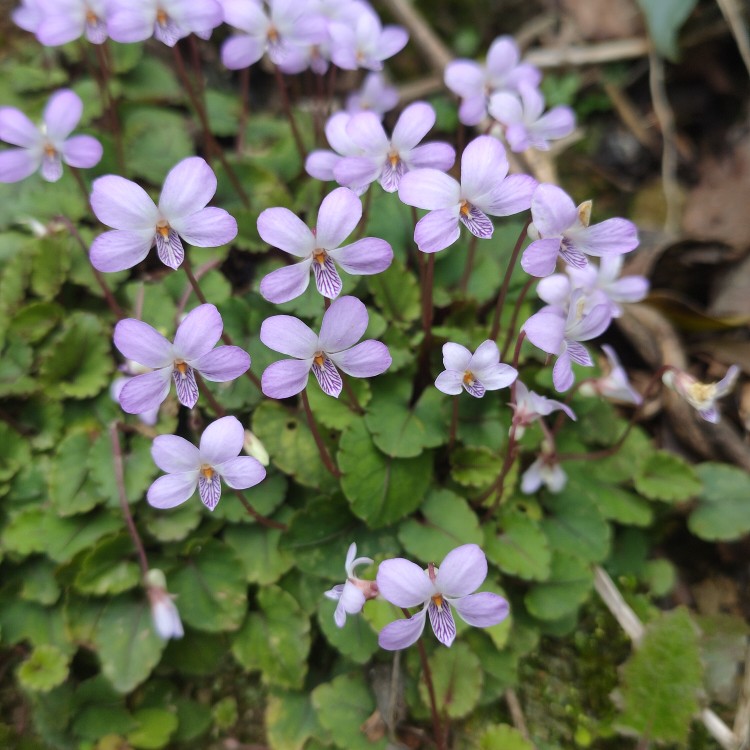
[161,631,227,676]
[633,450,702,502]
[364,379,447,458]
[38,312,113,399]
[265,691,320,750]
[9,301,64,343]
[455,395,510,452]
[367,259,420,324]
[688,462,750,541]
[45,511,123,563]
[339,418,432,528]
[0,422,30,484]
[311,673,387,750]
[232,586,310,689]
[74,535,141,596]
[636,0,698,61]
[451,446,503,489]
[317,600,379,664]
[48,431,103,516]
[524,553,592,621]
[18,559,61,606]
[124,107,192,183]
[398,489,483,563]
[479,724,535,750]
[617,608,702,743]
[170,540,248,632]
[143,500,202,542]
[93,596,166,694]
[127,708,179,749]
[17,645,69,693]
[252,400,337,490]
[594,484,653,527]
[418,642,482,719]
[307,376,371,431]
[30,235,72,300]
[224,522,294,585]
[484,511,551,581]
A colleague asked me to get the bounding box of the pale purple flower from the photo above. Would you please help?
[329,5,408,71]
[662,365,740,424]
[0,90,102,183]
[346,72,399,118]
[377,544,509,650]
[523,290,613,392]
[89,156,237,272]
[323,542,378,628]
[435,340,517,398]
[113,304,250,413]
[489,83,575,152]
[147,415,266,511]
[579,345,642,406]
[111,360,161,425]
[306,112,365,187]
[35,0,109,45]
[221,0,327,72]
[511,380,576,439]
[398,135,536,253]
[260,295,391,399]
[444,35,542,126]
[521,449,567,494]
[521,184,639,278]
[334,103,455,193]
[108,0,223,46]
[12,0,44,33]
[258,187,393,303]
[145,570,183,639]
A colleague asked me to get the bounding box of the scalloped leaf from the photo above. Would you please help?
[265,691,320,750]
[633,451,702,502]
[451,446,503,489]
[688,462,750,541]
[479,724,535,750]
[524,553,593,621]
[418,641,483,719]
[74,535,141,596]
[127,708,178,750]
[17,644,69,693]
[317,600,379,664]
[484,511,551,581]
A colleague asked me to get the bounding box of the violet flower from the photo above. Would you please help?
[377,544,509,650]
[329,5,408,71]
[444,35,541,126]
[579,345,642,406]
[147,415,266,511]
[12,0,43,33]
[511,380,576,439]
[398,135,536,253]
[334,102,455,193]
[0,89,102,183]
[346,72,399,118]
[89,156,237,272]
[260,295,391,399]
[145,569,183,640]
[306,112,365,188]
[258,187,393,303]
[110,361,161,426]
[435,340,517,398]
[323,543,378,628]
[108,0,223,46]
[521,184,639,278]
[523,290,613,392]
[113,304,250,413]
[521,448,567,494]
[662,365,740,424]
[35,0,109,45]
[489,83,575,152]
[221,0,327,72]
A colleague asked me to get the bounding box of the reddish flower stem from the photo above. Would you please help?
[458,233,477,295]
[195,372,227,417]
[231,487,288,531]
[490,218,531,342]
[500,277,534,362]
[448,396,459,450]
[272,64,307,164]
[300,389,341,478]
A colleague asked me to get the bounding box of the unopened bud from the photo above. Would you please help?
[243,430,269,466]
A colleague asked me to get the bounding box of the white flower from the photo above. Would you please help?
[323,543,377,627]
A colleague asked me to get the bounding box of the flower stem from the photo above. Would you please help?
[237,66,251,155]
[195,372,226,417]
[458,233,477,295]
[300,389,341,478]
[57,214,125,320]
[448,396,459,450]
[273,64,307,165]
[342,376,365,415]
[110,423,150,579]
[231,487,288,531]
[356,187,372,239]
[422,253,435,341]
[500,276,534,362]
[490,218,531,342]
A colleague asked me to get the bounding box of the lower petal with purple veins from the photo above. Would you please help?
[172,364,199,408]
[458,203,494,239]
[379,156,406,192]
[312,253,343,299]
[462,376,486,398]
[40,151,63,182]
[86,18,108,44]
[312,357,343,397]
[428,599,457,647]
[153,16,182,46]
[566,340,593,367]
[198,470,222,510]
[560,238,588,269]
[155,228,185,269]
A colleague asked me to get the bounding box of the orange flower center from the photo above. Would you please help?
[200,464,214,479]
[431,594,444,610]
[463,370,475,386]
[156,8,168,25]
[312,248,327,266]
[313,352,326,367]
[174,360,188,375]
[459,199,471,216]
[156,219,170,237]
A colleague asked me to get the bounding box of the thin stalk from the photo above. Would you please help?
[273,65,307,164]
[69,166,92,207]
[172,45,250,207]
[111,423,150,578]
[196,372,226,416]
[94,42,125,171]
[458,233,477,295]
[422,253,435,341]
[237,66,251,155]
[57,214,124,319]
[490,218,531,341]
[300,389,341,477]
[342,376,365,415]
[325,65,338,117]
[356,187,373,239]
[231,487,288,530]
[500,277,534,362]
[188,35,206,105]
[448,396,459,450]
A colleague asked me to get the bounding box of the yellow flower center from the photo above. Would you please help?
[85,9,99,24]
[156,8,168,25]
[459,199,471,217]
[431,594,444,610]
[156,219,171,237]
[200,464,214,479]
[312,248,327,266]
[686,381,716,408]
[313,352,326,367]
[174,359,188,375]
[463,370,475,386]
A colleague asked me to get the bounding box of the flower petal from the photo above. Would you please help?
[523,306,566,355]
[260,260,313,304]
[413,208,461,253]
[451,592,509,627]
[483,174,536,217]
[316,187,362,249]
[221,33,265,69]
[531,184,577,237]
[43,89,82,141]
[0,149,40,183]
[468,340,500,371]
[215,456,266,489]
[566,217,639,257]
[170,207,237,248]
[379,609,427,650]
[198,472,222,510]
[428,601,457,647]
[435,544,487,598]
[260,315,318,359]
[520,237,562,277]
[174,303,223,361]
[442,343,472,371]
[91,175,159,230]
[312,357,343,397]
[460,136,508,204]
[488,91,523,126]
[312,253,343,298]
[477,364,517,390]
[319,295,368,352]
[435,370,464,396]
[61,135,102,168]
[191,346,251,382]
[333,156,381,190]
[346,111,389,153]
[391,102,435,151]
[118,369,172,414]
[305,149,340,182]
[199,415,244,465]
[257,206,315,257]
[376,558,433,608]
[151,434,201,473]
[261,359,312,399]
[148,472,199,509]
[552,347,575,392]
[406,142,456,171]
[114,318,173,368]
[172,365,199,408]
[158,156,217,219]
[0,107,39,147]
[398,169,460,210]
[444,60,483,98]
[155,228,184,269]
[327,238,393,275]
[327,340,391,378]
